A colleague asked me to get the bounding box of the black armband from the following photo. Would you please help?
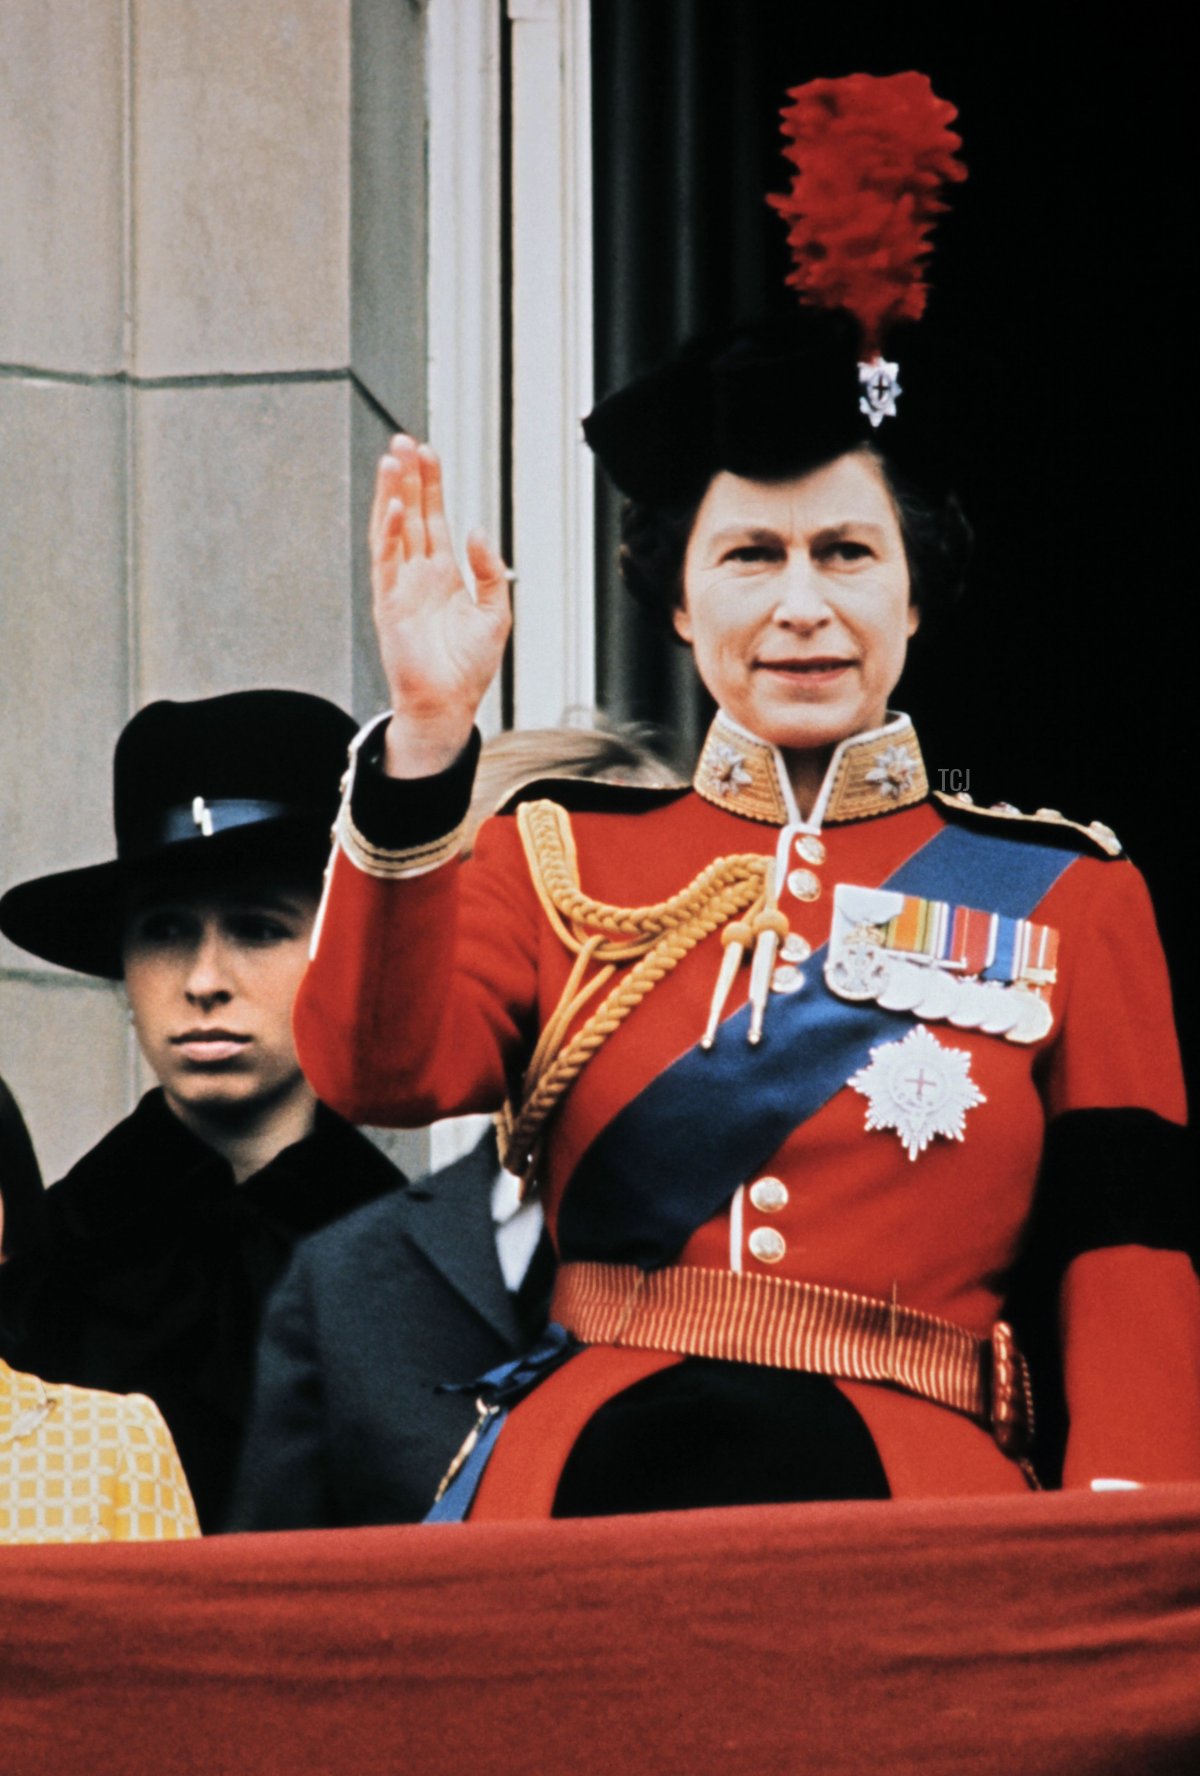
[1029,1108,1197,1271]
[1004,1107,1195,1485]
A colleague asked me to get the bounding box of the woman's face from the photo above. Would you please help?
[674,450,918,755]
[122,871,318,1126]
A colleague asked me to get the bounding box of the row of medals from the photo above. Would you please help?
[764,839,1054,1048]
[825,934,1053,1045]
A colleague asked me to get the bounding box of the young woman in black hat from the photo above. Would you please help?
[295,75,1199,1517]
[0,690,403,1531]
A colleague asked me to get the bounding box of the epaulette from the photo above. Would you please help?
[495,775,689,818]
[932,790,1123,859]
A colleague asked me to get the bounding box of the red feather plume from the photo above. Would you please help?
[768,72,966,355]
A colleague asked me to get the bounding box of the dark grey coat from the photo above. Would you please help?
[228,1132,549,1530]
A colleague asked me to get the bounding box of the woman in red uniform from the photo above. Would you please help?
[295,75,1200,1515]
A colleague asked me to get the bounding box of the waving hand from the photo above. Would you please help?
[370,436,512,779]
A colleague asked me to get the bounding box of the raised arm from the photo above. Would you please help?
[294,440,538,1127]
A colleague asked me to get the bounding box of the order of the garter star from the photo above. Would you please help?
[848,1023,986,1161]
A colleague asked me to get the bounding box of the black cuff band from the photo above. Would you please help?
[349,725,482,851]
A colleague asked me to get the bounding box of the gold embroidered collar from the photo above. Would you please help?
[692,710,928,828]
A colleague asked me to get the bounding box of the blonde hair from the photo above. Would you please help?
[465,722,680,853]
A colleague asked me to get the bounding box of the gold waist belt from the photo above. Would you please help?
[551,1261,1032,1454]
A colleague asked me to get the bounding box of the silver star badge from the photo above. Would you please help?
[858,355,901,427]
[709,741,753,798]
[848,1023,986,1162]
[864,745,918,799]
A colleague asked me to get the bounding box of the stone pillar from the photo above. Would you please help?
[0,0,429,1180]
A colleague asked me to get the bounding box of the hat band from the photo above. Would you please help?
[133,798,305,850]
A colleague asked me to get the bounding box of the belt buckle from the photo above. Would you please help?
[989,1319,1033,1456]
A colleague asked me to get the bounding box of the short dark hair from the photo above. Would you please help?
[617,445,972,635]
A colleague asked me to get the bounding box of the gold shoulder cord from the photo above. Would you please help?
[498,800,770,1185]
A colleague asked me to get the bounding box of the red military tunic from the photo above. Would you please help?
[296,711,1200,1509]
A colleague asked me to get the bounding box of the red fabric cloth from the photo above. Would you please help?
[3,1486,1199,1774]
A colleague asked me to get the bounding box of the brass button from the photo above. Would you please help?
[781,933,812,964]
[786,867,821,903]
[771,964,806,994]
[749,1177,789,1213]
[748,1226,787,1263]
[794,834,826,865]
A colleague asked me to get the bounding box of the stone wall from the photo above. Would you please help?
[0,0,430,1181]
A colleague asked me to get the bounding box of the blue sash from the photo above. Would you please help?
[556,823,1080,1268]
[424,1325,577,1524]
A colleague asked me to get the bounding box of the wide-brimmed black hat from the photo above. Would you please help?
[0,690,356,980]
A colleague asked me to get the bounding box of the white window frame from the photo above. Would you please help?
[427,0,594,737]
[507,0,595,728]
[425,0,594,1170]
[425,0,505,737]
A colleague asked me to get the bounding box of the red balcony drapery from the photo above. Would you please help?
[3,1485,1199,1774]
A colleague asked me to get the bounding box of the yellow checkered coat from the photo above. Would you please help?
[1,1358,199,1543]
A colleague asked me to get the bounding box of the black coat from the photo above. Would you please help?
[228,1131,551,1531]
[3,1089,400,1531]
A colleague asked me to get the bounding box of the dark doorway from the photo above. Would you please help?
[591,1,1194,1099]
